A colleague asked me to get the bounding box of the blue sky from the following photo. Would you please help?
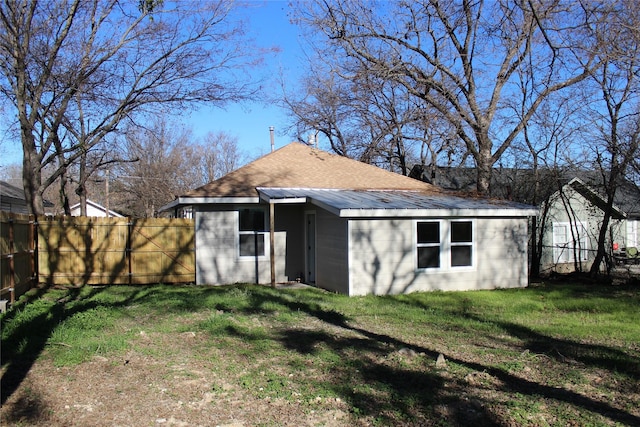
[0,0,304,169]
[189,0,305,160]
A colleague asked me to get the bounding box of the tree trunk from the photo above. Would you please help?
[76,148,88,216]
[589,191,615,277]
[59,168,71,216]
[21,133,44,216]
[530,216,540,278]
[476,144,493,196]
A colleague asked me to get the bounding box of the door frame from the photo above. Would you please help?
[305,211,316,283]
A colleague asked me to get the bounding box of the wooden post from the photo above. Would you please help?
[105,169,110,218]
[269,202,275,288]
[127,219,133,285]
[8,217,15,304]
[29,215,37,287]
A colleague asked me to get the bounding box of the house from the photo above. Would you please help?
[540,178,639,273]
[1,180,54,214]
[70,199,123,217]
[410,165,640,273]
[161,143,538,296]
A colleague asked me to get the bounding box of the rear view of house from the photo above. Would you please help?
[161,143,537,295]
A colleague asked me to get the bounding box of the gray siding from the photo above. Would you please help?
[315,208,349,293]
[541,186,625,273]
[349,217,529,296]
[195,206,286,285]
[275,204,305,282]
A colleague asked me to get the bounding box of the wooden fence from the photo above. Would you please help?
[1,213,195,303]
[1,212,37,304]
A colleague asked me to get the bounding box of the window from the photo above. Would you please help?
[451,221,473,267]
[553,222,588,263]
[239,208,267,257]
[417,222,440,268]
[416,220,474,270]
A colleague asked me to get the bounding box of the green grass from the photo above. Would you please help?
[2,281,639,426]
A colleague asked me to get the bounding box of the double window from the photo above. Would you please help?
[417,220,473,270]
[552,222,588,263]
[239,208,267,257]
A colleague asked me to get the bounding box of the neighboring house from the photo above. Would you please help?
[70,199,123,218]
[161,143,537,296]
[410,165,640,273]
[0,180,54,214]
[540,178,639,273]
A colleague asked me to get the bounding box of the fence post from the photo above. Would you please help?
[127,219,133,285]
[8,216,15,304]
[30,215,38,287]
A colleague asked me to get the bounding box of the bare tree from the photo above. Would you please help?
[291,0,602,194]
[111,119,192,217]
[111,120,246,217]
[580,0,640,276]
[198,131,247,182]
[283,55,461,173]
[0,0,263,215]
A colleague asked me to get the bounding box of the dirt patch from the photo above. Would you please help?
[1,347,352,427]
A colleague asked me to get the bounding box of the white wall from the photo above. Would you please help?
[348,217,530,296]
[194,204,531,295]
[195,207,286,285]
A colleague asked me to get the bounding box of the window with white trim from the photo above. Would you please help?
[239,208,267,257]
[417,222,441,268]
[416,220,474,270]
[451,221,473,267]
[552,222,588,263]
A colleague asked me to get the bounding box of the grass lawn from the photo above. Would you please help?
[1,280,639,426]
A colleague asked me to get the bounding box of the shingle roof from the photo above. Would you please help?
[183,142,441,198]
[410,165,640,217]
[1,180,26,200]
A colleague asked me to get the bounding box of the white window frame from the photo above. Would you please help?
[415,219,475,272]
[627,220,639,249]
[552,221,589,263]
[449,219,474,269]
[416,220,442,269]
[237,207,268,259]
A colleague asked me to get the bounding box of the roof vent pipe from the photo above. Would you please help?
[308,130,319,148]
[269,126,275,152]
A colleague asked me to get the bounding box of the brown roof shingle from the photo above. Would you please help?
[183,142,441,198]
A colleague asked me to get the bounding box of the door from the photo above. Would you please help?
[305,213,316,283]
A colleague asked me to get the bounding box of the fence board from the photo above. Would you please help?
[2,214,196,298]
[1,212,36,303]
[37,216,195,286]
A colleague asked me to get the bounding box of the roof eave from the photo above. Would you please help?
[158,196,261,212]
[336,208,540,218]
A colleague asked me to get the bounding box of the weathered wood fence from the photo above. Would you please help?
[1,213,195,304]
[1,212,37,304]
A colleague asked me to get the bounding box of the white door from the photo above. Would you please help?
[305,213,316,283]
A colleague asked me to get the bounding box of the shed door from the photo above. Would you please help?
[306,213,316,283]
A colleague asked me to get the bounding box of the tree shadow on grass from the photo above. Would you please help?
[1,286,98,423]
[243,289,640,426]
[1,283,241,420]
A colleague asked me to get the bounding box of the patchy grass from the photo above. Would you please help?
[1,281,639,426]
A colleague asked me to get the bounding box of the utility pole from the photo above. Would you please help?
[105,169,110,218]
